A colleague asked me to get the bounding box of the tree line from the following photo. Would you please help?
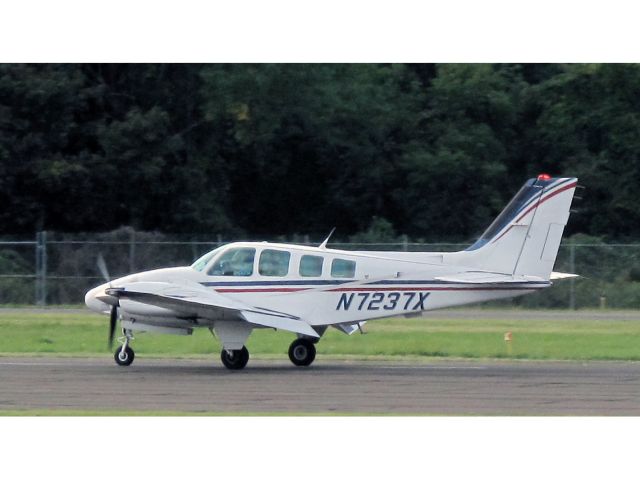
[1,63,639,242]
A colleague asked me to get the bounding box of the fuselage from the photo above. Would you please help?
[86,241,548,326]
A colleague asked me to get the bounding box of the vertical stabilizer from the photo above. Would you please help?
[460,175,578,279]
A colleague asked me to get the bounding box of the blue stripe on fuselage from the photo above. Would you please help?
[200,279,550,287]
[200,280,351,287]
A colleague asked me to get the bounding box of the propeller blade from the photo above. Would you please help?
[97,253,110,284]
[108,305,118,349]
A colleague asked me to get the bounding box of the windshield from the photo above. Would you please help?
[191,246,224,272]
[208,248,256,276]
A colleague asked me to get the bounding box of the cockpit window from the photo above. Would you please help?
[191,247,223,272]
[299,255,323,277]
[208,248,256,276]
[259,249,291,277]
[331,258,356,278]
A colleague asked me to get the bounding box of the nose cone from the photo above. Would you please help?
[85,283,111,313]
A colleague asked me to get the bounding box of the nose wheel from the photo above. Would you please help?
[288,338,316,367]
[114,329,135,366]
[221,346,249,370]
[114,345,135,366]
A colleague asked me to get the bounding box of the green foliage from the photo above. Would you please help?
[0,250,32,303]
[349,216,398,243]
[1,64,640,242]
[393,65,516,238]
[519,64,640,238]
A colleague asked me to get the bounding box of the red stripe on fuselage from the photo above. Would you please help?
[215,288,309,293]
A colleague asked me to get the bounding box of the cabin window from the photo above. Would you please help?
[208,248,256,276]
[299,255,323,277]
[259,249,291,277]
[331,258,356,278]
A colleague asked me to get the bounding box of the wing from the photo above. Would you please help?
[106,282,319,338]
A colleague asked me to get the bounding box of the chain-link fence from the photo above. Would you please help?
[1,228,639,308]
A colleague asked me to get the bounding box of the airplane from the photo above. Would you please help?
[85,174,579,370]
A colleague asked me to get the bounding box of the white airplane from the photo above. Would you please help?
[86,174,578,370]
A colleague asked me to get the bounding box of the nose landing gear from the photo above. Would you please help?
[115,345,135,366]
[114,329,135,366]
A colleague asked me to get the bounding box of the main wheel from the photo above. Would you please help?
[288,338,316,367]
[221,346,249,370]
[114,346,135,366]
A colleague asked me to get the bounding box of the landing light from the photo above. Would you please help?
[537,173,552,181]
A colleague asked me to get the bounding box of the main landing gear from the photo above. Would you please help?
[114,329,135,366]
[288,338,316,367]
[221,346,249,370]
[218,339,317,370]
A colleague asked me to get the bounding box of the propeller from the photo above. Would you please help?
[108,304,118,349]
[97,253,111,285]
[97,253,118,349]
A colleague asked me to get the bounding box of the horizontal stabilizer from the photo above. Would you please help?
[242,311,319,338]
[550,271,579,280]
[434,272,548,284]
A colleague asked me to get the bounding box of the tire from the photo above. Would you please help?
[288,338,316,367]
[114,346,135,366]
[221,346,249,370]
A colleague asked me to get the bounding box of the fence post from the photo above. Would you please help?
[402,234,408,252]
[41,231,47,306]
[569,242,576,310]
[35,231,47,306]
[34,231,40,305]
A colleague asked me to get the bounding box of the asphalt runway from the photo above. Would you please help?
[1,357,639,414]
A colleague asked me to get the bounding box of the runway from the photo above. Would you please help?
[1,357,639,415]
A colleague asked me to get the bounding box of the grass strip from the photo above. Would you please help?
[1,310,640,361]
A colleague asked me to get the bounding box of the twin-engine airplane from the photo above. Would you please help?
[86,174,578,370]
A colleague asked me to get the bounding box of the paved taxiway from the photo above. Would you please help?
[1,357,639,414]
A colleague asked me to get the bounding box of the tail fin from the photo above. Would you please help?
[463,175,578,279]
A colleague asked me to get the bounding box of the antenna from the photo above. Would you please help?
[318,227,336,249]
